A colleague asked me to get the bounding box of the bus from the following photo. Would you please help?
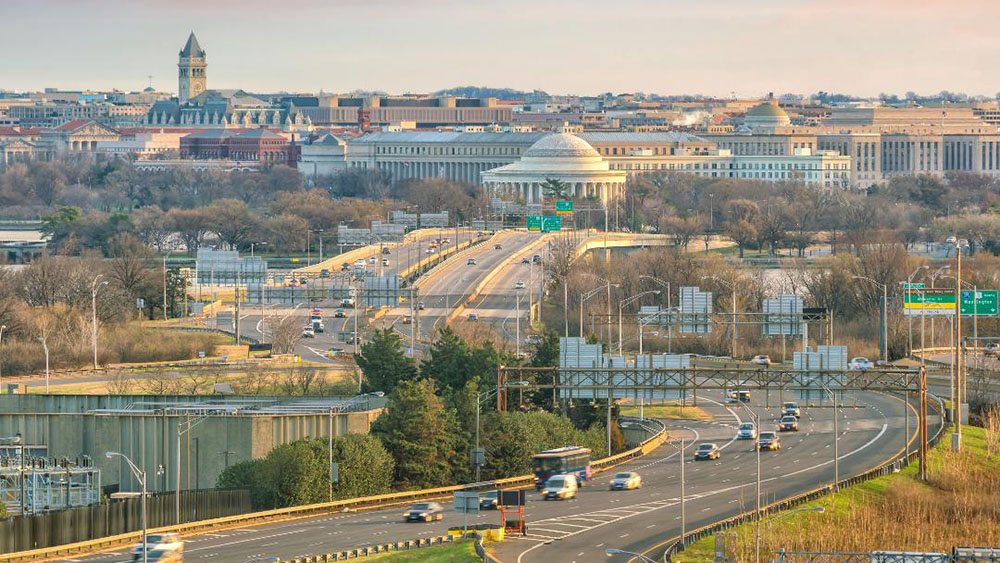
[532,446,591,489]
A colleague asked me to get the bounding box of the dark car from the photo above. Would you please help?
[758,432,781,451]
[417,302,425,310]
[694,443,721,460]
[779,416,799,432]
[403,502,444,522]
[532,254,541,263]
[494,244,503,250]
[480,491,499,510]
[334,309,346,318]
[521,257,530,264]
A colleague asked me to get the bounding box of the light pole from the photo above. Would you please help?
[639,275,671,352]
[176,415,210,524]
[91,275,108,369]
[852,275,888,363]
[314,229,325,264]
[2,434,24,514]
[0,325,7,388]
[580,285,609,339]
[905,265,929,356]
[944,235,969,451]
[703,275,737,358]
[38,336,49,392]
[928,265,950,347]
[581,273,616,345]
[618,291,660,355]
[515,286,522,359]
[805,377,840,491]
[107,451,147,563]
[475,388,500,482]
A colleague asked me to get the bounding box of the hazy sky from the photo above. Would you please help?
[2,0,998,98]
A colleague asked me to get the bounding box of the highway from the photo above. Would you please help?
[63,390,934,563]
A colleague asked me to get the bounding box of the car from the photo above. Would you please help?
[782,401,801,418]
[382,258,390,266]
[344,334,359,344]
[417,302,425,310]
[494,244,503,250]
[751,354,771,366]
[132,533,183,563]
[737,390,751,403]
[532,254,541,263]
[542,473,578,500]
[368,256,376,264]
[467,258,477,265]
[301,327,315,338]
[737,422,757,440]
[514,280,525,289]
[521,257,530,264]
[401,315,413,325]
[849,357,873,370]
[694,443,721,460]
[299,278,308,285]
[334,309,346,318]
[758,431,781,450]
[467,313,479,321]
[609,471,642,490]
[319,269,330,278]
[779,415,799,432]
[985,343,999,357]
[341,262,351,271]
[425,248,436,254]
[403,502,444,522]
[480,491,499,510]
[525,334,543,345]
[382,247,391,255]
[725,389,739,403]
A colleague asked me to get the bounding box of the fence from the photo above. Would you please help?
[660,392,948,563]
[777,547,1000,563]
[0,488,250,554]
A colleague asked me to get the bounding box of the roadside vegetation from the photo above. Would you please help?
[682,420,1000,563]
[356,539,479,562]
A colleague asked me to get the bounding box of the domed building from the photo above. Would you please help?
[480,133,626,205]
[743,101,791,131]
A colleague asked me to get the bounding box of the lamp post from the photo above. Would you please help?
[38,336,49,392]
[928,265,950,347]
[581,273,616,345]
[314,230,325,263]
[580,285,609,339]
[737,402,762,563]
[107,451,147,563]
[91,275,108,369]
[0,325,7,388]
[944,236,969,451]
[703,275,737,358]
[515,286,522,359]
[639,275,671,352]
[852,275,888,363]
[618,291,660,355]
[805,378,840,491]
[474,388,500,483]
[2,434,24,515]
[905,265,929,356]
[176,415,210,525]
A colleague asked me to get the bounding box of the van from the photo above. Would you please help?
[543,473,578,500]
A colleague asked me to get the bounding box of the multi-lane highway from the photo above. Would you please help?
[65,390,933,563]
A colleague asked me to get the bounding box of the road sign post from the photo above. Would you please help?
[453,491,480,533]
[542,216,562,232]
[555,201,574,215]
[527,216,542,232]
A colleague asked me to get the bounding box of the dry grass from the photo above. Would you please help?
[619,402,712,421]
[683,426,1000,563]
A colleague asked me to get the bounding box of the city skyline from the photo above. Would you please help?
[2,0,998,97]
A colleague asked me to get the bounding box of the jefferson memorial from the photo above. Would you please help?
[480,133,627,205]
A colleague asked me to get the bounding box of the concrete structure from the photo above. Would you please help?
[480,133,626,204]
[298,133,348,179]
[178,32,207,105]
[742,101,791,131]
[0,394,381,492]
[179,128,296,166]
[294,95,512,128]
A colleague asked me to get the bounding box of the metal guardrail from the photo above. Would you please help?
[0,415,667,563]
[657,392,948,563]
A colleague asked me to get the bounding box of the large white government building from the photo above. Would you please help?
[336,127,852,192]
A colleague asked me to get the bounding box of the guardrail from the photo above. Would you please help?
[0,414,667,563]
[656,392,948,563]
[400,232,493,286]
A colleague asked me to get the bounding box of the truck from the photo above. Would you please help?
[341,297,355,308]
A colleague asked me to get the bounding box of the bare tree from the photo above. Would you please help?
[104,368,135,394]
[268,316,302,355]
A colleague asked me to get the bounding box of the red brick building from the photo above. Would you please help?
[179,128,296,167]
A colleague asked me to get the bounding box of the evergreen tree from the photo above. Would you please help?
[420,326,472,391]
[356,328,417,394]
[371,379,462,489]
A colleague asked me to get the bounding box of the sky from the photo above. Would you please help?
[1,0,998,98]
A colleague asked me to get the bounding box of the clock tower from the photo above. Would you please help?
[178,32,207,104]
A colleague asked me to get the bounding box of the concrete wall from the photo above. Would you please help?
[0,396,379,493]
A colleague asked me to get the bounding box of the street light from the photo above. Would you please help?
[702,275,738,358]
[928,265,951,349]
[736,401,762,563]
[38,336,49,392]
[905,265,929,355]
[851,275,888,363]
[618,291,660,355]
[580,285,612,339]
[0,325,6,388]
[581,273,616,345]
[107,451,147,563]
[3,433,24,514]
[945,236,969,452]
[804,377,840,492]
[639,275,672,352]
[606,548,657,563]
[474,387,500,483]
[91,275,108,369]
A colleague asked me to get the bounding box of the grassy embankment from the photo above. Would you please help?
[350,539,479,562]
[680,425,1000,563]
[620,401,712,421]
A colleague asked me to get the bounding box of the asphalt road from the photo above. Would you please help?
[63,391,933,563]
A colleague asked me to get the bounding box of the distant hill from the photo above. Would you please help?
[432,86,542,100]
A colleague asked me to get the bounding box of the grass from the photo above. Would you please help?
[352,540,480,562]
[679,425,1000,563]
[620,402,713,421]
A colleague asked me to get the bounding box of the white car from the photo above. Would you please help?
[751,354,771,366]
[609,471,642,490]
[737,422,757,440]
[849,357,873,370]
[514,280,525,289]
[132,533,183,562]
[302,327,316,338]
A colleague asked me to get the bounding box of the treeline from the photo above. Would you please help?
[218,328,620,509]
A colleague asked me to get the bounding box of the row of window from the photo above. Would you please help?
[376,145,523,157]
[609,160,849,171]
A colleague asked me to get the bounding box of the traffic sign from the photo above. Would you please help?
[961,289,998,316]
[902,282,926,289]
[542,216,562,232]
[904,291,955,316]
[453,491,480,514]
[555,201,574,215]
[527,216,542,231]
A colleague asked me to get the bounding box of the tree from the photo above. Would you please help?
[356,329,417,395]
[107,233,154,296]
[420,326,472,391]
[167,208,212,252]
[371,379,461,489]
[131,206,172,252]
[541,178,570,200]
[725,219,758,258]
[206,199,259,250]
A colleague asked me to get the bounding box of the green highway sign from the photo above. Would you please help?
[527,216,542,231]
[555,201,574,215]
[902,282,925,289]
[961,289,998,316]
[542,215,562,232]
